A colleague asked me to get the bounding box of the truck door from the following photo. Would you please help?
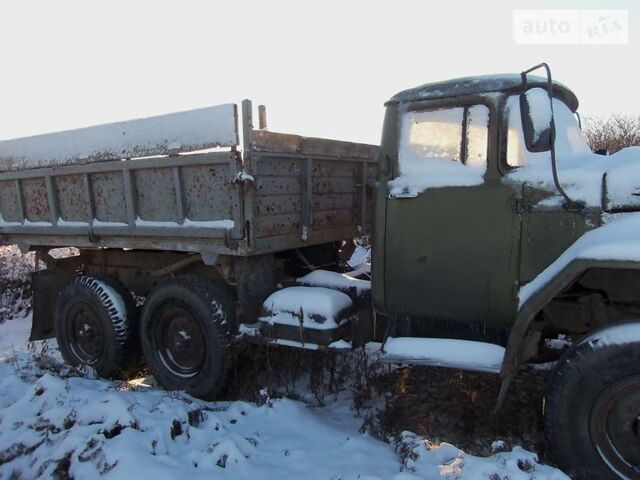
[503,92,595,283]
[383,102,519,342]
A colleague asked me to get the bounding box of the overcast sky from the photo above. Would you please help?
[0,0,637,145]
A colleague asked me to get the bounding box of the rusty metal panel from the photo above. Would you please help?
[256,194,301,215]
[250,132,376,242]
[312,193,358,211]
[0,180,22,222]
[182,165,231,220]
[255,207,359,238]
[92,172,127,223]
[55,175,90,222]
[0,104,239,171]
[312,209,359,229]
[22,178,50,222]
[252,130,378,160]
[312,159,360,178]
[256,176,301,195]
[255,157,302,176]
[313,176,357,195]
[135,168,178,222]
[255,212,300,237]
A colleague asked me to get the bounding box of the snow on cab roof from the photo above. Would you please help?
[388,73,579,110]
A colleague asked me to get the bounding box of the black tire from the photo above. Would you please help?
[55,274,141,379]
[140,275,234,400]
[544,323,640,479]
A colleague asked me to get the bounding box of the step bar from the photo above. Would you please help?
[378,337,505,374]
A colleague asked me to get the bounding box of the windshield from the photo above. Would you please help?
[505,93,591,167]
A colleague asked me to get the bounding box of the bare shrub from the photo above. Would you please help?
[583,114,640,154]
[0,246,79,323]
[0,246,35,323]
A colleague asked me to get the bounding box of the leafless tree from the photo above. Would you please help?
[583,114,640,154]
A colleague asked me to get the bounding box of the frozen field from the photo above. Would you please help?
[0,312,569,479]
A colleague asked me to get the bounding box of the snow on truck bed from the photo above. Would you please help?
[0,316,569,479]
[0,104,238,171]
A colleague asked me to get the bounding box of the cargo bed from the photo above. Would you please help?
[0,100,377,256]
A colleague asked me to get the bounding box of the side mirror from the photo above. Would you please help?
[519,88,554,152]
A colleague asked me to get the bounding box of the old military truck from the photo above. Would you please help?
[1,63,639,478]
[372,64,640,479]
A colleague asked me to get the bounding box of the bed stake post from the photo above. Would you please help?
[258,105,267,130]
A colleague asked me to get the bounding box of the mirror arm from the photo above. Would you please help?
[575,111,582,130]
[521,63,580,210]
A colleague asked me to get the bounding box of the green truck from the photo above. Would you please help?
[1,63,638,478]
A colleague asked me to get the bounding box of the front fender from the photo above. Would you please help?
[501,258,640,377]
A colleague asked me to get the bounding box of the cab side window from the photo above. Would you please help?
[403,107,465,163]
[390,104,490,196]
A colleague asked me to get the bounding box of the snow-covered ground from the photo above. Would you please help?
[0,314,569,479]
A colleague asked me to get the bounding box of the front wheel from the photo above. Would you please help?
[544,323,640,479]
[140,275,234,400]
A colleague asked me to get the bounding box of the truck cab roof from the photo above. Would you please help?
[388,73,579,111]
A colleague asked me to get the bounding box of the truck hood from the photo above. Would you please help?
[602,146,640,211]
[507,146,640,211]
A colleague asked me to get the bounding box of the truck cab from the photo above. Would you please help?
[373,68,640,478]
[374,72,634,343]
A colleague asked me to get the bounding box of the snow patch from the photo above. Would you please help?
[525,87,552,142]
[579,322,640,348]
[329,339,352,350]
[0,315,31,359]
[348,244,371,268]
[297,270,371,295]
[398,431,569,480]
[381,337,505,373]
[261,287,353,330]
[134,218,235,229]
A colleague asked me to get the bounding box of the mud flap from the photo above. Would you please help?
[30,269,75,341]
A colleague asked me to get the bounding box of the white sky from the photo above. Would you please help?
[0,0,638,145]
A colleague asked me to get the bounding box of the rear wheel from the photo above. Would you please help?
[140,275,234,400]
[55,275,140,378]
[544,323,640,479]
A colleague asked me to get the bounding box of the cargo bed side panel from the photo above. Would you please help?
[0,152,244,254]
[250,130,377,253]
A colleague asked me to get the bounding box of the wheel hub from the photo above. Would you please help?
[157,307,206,378]
[68,303,104,364]
[590,374,640,478]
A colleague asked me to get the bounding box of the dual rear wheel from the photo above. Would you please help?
[55,274,233,400]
